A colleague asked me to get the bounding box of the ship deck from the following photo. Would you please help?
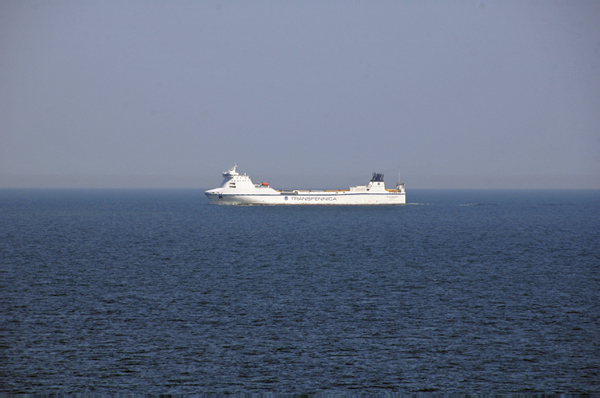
[275,189,400,194]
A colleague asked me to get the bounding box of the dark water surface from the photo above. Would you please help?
[2,189,599,394]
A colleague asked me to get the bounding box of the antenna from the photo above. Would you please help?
[396,167,404,191]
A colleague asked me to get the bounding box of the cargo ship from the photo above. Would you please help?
[205,165,406,205]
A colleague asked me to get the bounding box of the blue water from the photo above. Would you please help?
[2,189,599,394]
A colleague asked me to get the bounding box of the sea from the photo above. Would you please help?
[2,189,599,394]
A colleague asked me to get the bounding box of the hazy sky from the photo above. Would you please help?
[2,1,599,189]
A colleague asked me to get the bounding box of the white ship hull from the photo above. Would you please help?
[205,165,406,205]
[206,191,406,205]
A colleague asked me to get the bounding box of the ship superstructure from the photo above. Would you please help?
[205,165,406,205]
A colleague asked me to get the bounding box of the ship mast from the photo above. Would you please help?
[396,167,405,192]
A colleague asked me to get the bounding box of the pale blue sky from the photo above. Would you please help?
[2,1,599,188]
